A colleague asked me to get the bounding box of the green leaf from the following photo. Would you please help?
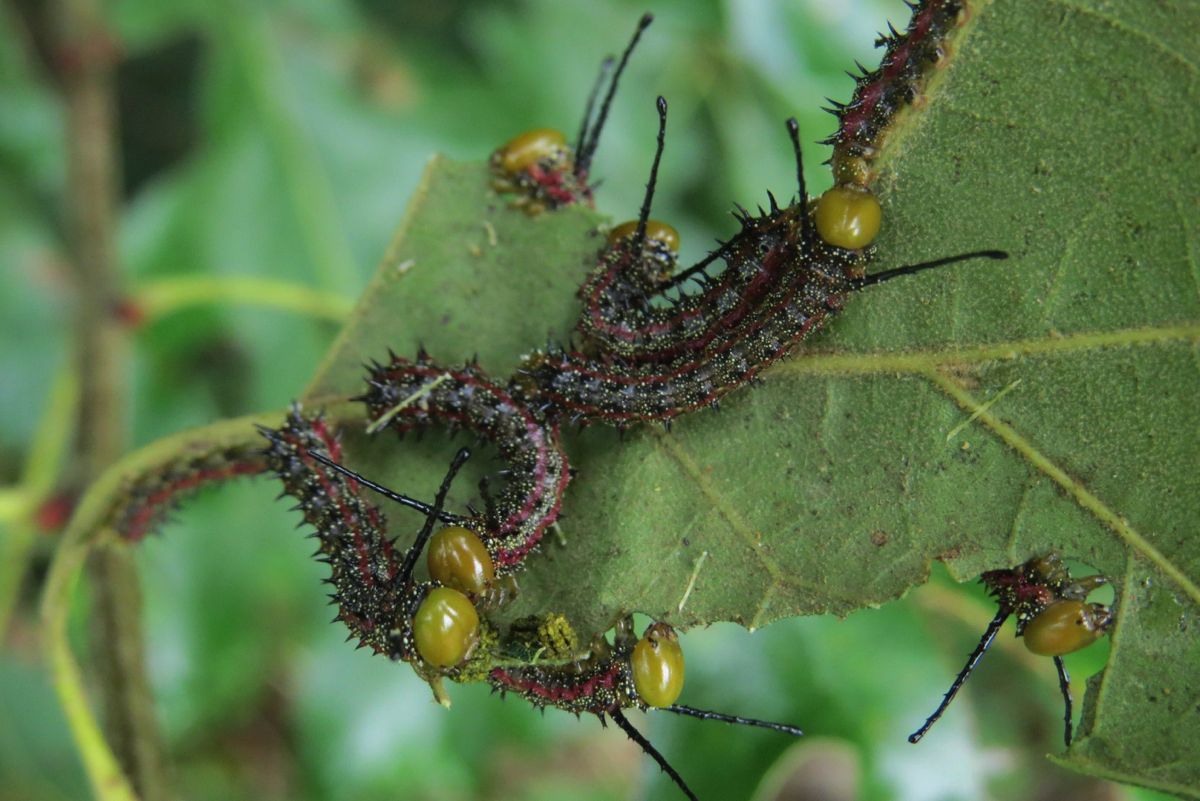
[303,0,1199,795]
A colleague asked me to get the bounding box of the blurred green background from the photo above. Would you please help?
[0,0,1180,799]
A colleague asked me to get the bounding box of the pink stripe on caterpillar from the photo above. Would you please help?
[539,314,824,422]
[260,409,424,659]
[489,662,624,704]
[362,356,570,574]
[120,459,266,542]
[578,211,795,363]
[827,0,968,180]
[282,423,382,588]
[528,248,855,424]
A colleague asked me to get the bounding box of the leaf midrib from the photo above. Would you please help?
[776,322,1200,374]
[643,320,1200,609]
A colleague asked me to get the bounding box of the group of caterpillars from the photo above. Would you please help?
[115,3,1115,798]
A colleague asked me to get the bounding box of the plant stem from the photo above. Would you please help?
[134,275,354,324]
[55,0,168,796]
[40,404,360,801]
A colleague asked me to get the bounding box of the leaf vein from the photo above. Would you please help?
[1045,0,1198,74]
[776,322,1200,376]
[652,431,783,584]
[922,368,1200,606]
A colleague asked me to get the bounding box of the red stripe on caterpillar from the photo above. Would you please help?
[491,654,634,714]
[489,616,804,800]
[824,0,968,187]
[360,352,570,571]
[260,408,423,657]
[114,448,267,542]
[577,208,799,363]
[526,233,866,426]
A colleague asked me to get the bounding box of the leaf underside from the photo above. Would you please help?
[302,0,1200,795]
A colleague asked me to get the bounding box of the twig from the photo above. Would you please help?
[366,373,452,434]
[55,0,168,796]
[134,275,355,324]
[945,378,1022,443]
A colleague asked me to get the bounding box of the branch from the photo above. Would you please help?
[133,275,354,324]
[54,0,167,796]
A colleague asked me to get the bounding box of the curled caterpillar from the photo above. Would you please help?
[489,14,653,215]
[269,432,803,800]
[910,554,1114,748]
[113,445,267,542]
[260,408,499,671]
[358,351,570,572]
[490,614,804,800]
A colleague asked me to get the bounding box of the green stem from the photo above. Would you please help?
[55,0,165,791]
[135,275,354,324]
[40,404,362,801]
[0,491,25,520]
[42,524,138,801]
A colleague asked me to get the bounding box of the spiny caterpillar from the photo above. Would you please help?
[489,14,653,215]
[259,408,495,670]
[521,95,1004,430]
[813,0,969,250]
[113,444,267,542]
[284,429,804,800]
[909,554,1113,748]
[559,0,982,382]
[488,614,804,801]
[824,0,968,189]
[575,99,799,366]
[356,351,570,574]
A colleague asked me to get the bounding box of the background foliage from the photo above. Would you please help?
[0,0,1190,799]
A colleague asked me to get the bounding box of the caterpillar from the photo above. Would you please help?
[523,98,1004,429]
[575,100,800,365]
[357,351,571,573]
[259,408,497,669]
[489,14,654,215]
[909,554,1113,748]
[825,0,969,189]
[271,417,804,800]
[491,615,805,800]
[568,0,983,374]
[113,445,267,542]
